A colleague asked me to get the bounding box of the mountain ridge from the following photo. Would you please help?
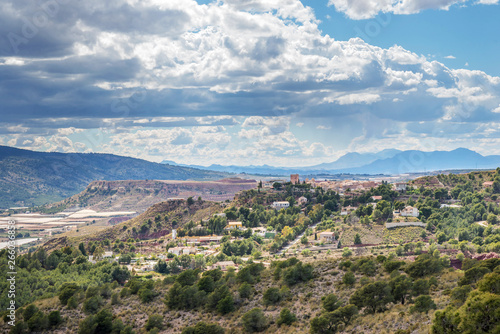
[162,147,500,175]
[0,145,229,209]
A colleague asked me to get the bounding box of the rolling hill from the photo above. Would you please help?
[0,145,229,209]
[42,178,257,213]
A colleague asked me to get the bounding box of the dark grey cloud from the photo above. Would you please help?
[0,0,498,147]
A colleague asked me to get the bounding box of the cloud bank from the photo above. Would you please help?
[0,0,499,165]
[328,0,498,20]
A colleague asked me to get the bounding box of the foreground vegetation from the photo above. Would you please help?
[2,168,500,333]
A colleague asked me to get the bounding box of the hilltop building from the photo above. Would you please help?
[394,182,407,191]
[393,206,419,217]
[319,231,336,243]
[272,201,290,210]
[225,221,243,230]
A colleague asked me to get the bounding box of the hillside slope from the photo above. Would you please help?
[0,145,229,209]
[41,178,256,213]
[43,199,223,250]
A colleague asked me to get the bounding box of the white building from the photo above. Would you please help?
[210,261,236,271]
[172,229,177,239]
[340,205,357,216]
[394,206,419,217]
[225,221,243,230]
[319,231,336,243]
[394,183,407,191]
[167,247,196,256]
[298,196,308,205]
[272,201,290,210]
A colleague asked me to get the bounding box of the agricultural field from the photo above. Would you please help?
[340,224,385,245]
[382,226,427,244]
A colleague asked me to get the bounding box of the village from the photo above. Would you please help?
[78,174,437,278]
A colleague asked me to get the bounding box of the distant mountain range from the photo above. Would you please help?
[0,146,228,209]
[162,148,500,176]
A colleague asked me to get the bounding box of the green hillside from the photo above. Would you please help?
[0,146,228,209]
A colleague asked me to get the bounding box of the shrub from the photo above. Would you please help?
[59,283,80,305]
[239,282,253,299]
[242,308,268,332]
[263,287,281,305]
[342,248,353,258]
[350,281,393,313]
[48,310,62,327]
[182,322,225,334]
[322,294,342,312]
[410,295,436,313]
[277,308,297,326]
[83,296,104,314]
[217,295,235,314]
[342,271,356,285]
[145,314,163,331]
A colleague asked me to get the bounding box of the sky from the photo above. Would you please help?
[0,0,499,167]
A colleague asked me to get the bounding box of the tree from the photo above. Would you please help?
[23,304,39,322]
[145,314,163,331]
[350,281,393,313]
[182,322,225,334]
[487,213,499,225]
[390,274,413,305]
[342,271,356,285]
[353,234,362,245]
[197,276,215,293]
[78,309,114,334]
[77,242,87,256]
[27,311,49,332]
[431,306,461,334]
[48,310,62,327]
[242,308,268,332]
[322,294,342,312]
[436,232,447,244]
[277,308,297,326]
[273,182,283,190]
[217,295,234,314]
[93,246,105,260]
[59,283,80,305]
[450,285,473,307]
[138,287,156,303]
[176,269,198,286]
[282,262,314,285]
[410,295,436,313]
[413,278,430,296]
[342,247,352,258]
[459,267,491,286]
[477,272,500,294]
[83,296,104,314]
[263,287,281,305]
[239,282,253,299]
[111,266,130,284]
[154,259,167,273]
[405,253,443,278]
[459,292,500,333]
[187,197,194,206]
[310,305,358,334]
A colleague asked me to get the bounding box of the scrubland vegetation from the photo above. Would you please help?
[2,168,500,333]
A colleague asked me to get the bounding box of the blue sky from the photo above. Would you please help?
[308,0,500,76]
[0,0,499,166]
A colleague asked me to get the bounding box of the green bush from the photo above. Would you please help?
[277,308,297,326]
[242,308,268,332]
[182,322,225,334]
[410,295,436,313]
